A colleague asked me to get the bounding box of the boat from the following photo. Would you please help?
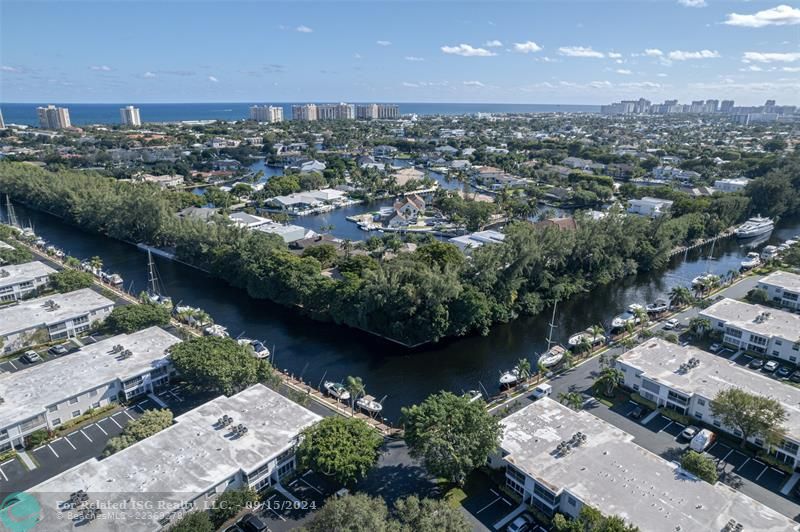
[735,215,774,238]
[249,340,270,359]
[646,299,669,314]
[356,394,383,414]
[498,368,519,388]
[104,273,124,287]
[203,324,229,337]
[567,328,605,349]
[539,345,566,368]
[464,390,483,403]
[691,273,717,287]
[740,252,761,270]
[145,250,173,307]
[323,381,351,401]
[761,245,779,261]
[611,304,644,329]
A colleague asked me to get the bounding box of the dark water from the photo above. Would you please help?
[5,202,799,420]
[1,103,600,127]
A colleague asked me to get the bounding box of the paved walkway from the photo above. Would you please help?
[493,503,526,529]
[275,482,301,504]
[148,393,168,408]
[781,472,800,495]
[641,408,662,426]
[17,451,36,471]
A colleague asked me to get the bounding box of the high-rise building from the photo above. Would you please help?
[377,103,400,119]
[704,99,719,113]
[119,105,141,126]
[356,103,399,119]
[291,104,318,121]
[720,100,735,113]
[36,105,71,129]
[0,108,5,129]
[249,105,283,123]
[356,103,379,120]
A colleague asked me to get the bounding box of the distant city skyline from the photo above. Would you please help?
[2,1,799,105]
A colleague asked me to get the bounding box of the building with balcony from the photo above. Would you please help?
[616,338,800,468]
[0,261,56,302]
[699,298,800,362]
[0,327,180,451]
[249,105,283,123]
[0,288,115,353]
[626,197,673,218]
[36,105,71,129]
[492,397,796,531]
[756,271,800,311]
[30,384,322,531]
[714,177,749,193]
[119,105,141,126]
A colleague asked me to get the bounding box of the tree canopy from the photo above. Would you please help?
[168,336,265,395]
[49,269,95,293]
[167,511,214,532]
[680,450,718,484]
[711,388,786,449]
[105,303,171,333]
[552,506,639,532]
[103,408,173,456]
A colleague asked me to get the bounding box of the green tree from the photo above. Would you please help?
[302,244,338,268]
[392,495,471,532]
[103,409,173,456]
[688,316,711,338]
[49,269,95,292]
[559,392,584,410]
[89,256,103,272]
[552,505,639,532]
[746,287,770,305]
[711,388,786,449]
[401,391,501,485]
[168,511,214,532]
[594,367,623,398]
[680,450,718,483]
[169,336,263,395]
[345,375,366,413]
[668,285,693,309]
[305,493,389,532]
[208,489,259,527]
[105,303,171,333]
[516,358,532,384]
[296,417,382,486]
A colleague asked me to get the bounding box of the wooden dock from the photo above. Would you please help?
[668,227,735,258]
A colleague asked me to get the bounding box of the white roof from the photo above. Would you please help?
[701,297,800,342]
[632,196,674,206]
[253,222,306,243]
[759,270,800,294]
[501,398,797,532]
[0,327,180,430]
[0,288,114,337]
[618,338,800,439]
[449,230,505,249]
[31,384,322,532]
[0,260,56,289]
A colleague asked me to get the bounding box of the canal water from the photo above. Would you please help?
[6,201,799,421]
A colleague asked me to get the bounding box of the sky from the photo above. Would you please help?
[1,0,799,105]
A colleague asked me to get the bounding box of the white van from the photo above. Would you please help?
[690,429,716,452]
[532,384,552,399]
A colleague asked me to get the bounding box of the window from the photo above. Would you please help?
[206,488,216,498]
[713,420,721,427]
[773,351,780,357]
[632,384,640,391]
[69,397,79,405]
[776,340,783,346]
[92,402,101,409]
[48,405,58,413]
[697,398,706,406]
[90,389,98,397]
[641,379,660,394]
[72,410,81,418]
[791,356,797,363]
[567,496,577,507]
[733,429,742,437]
[52,418,61,426]
[694,412,703,419]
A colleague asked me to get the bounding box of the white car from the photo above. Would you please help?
[709,343,722,353]
[507,514,534,532]
[763,360,779,373]
[663,318,679,330]
[22,350,41,363]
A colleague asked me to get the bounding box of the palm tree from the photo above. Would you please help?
[620,337,637,351]
[590,324,605,350]
[576,337,592,356]
[594,367,624,398]
[64,256,80,268]
[345,375,365,413]
[559,392,584,411]
[624,320,636,338]
[89,256,103,273]
[669,286,693,309]
[689,317,711,338]
[516,358,532,384]
[633,307,649,336]
[341,239,353,259]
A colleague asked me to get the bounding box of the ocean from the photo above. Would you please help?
[0,102,600,126]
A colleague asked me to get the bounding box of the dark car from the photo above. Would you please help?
[629,406,645,420]
[777,366,792,379]
[748,358,765,370]
[791,371,800,384]
[238,513,268,532]
[48,344,69,356]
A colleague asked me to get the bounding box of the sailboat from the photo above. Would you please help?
[539,302,566,369]
[145,250,172,307]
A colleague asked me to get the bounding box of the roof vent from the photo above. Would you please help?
[217,415,233,428]
[0,269,9,278]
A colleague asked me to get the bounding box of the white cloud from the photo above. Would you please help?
[208,76,219,82]
[667,49,720,60]
[615,69,633,75]
[558,46,604,58]
[441,44,496,57]
[485,40,503,48]
[782,66,800,72]
[724,5,800,27]
[463,80,485,87]
[589,80,612,88]
[143,71,156,78]
[376,40,392,46]
[608,52,622,59]
[354,53,362,59]
[513,41,542,54]
[402,81,419,88]
[741,65,764,72]
[620,81,662,90]
[656,73,668,77]
[296,25,313,33]
[89,65,112,71]
[404,56,425,62]
[678,0,706,7]
[1,65,22,73]
[743,51,800,63]
[644,48,664,57]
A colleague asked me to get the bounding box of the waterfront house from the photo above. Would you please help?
[392,167,425,187]
[385,210,409,228]
[627,197,673,218]
[136,173,184,189]
[393,194,425,218]
[0,261,56,302]
[491,397,797,531]
[449,230,505,251]
[298,160,326,173]
[373,145,398,157]
[30,384,322,532]
[756,271,800,310]
[535,217,577,232]
[616,338,800,468]
[0,327,180,451]
[0,288,114,353]
[253,222,307,243]
[715,177,750,193]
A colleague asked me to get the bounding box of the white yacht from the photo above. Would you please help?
[356,395,383,414]
[611,304,644,329]
[539,345,566,368]
[567,328,605,349]
[740,252,761,269]
[691,273,717,287]
[735,215,774,238]
[323,381,350,401]
[498,368,520,388]
[646,299,669,314]
[761,245,779,261]
[203,324,229,337]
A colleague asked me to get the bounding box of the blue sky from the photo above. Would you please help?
[1,1,799,104]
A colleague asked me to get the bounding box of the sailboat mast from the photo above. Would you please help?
[147,250,157,295]
[5,195,18,228]
[546,301,558,350]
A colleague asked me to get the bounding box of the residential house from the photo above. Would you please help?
[756,271,800,310]
[714,178,749,193]
[0,261,56,302]
[627,197,673,217]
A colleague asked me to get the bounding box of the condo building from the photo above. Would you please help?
[249,105,284,123]
[493,397,797,531]
[756,271,800,311]
[30,384,322,531]
[0,261,56,302]
[0,327,180,451]
[37,105,71,129]
[119,105,141,126]
[291,103,318,121]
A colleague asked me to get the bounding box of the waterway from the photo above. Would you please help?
[6,201,799,421]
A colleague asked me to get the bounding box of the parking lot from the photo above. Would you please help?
[256,471,339,531]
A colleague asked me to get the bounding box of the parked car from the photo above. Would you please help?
[507,513,534,532]
[680,426,700,441]
[709,343,722,353]
[22,350,41,363]
[664,318,679,330]
[48,344,69,356]
[238,514,268,532]
[224,526,244,532]
[777,366,792,379]
[690,429,716,452]
[629,406,646,420]
[748,359,765,370]
[532,384,552,400]
[763,360,779,373]
[791,370,800,383]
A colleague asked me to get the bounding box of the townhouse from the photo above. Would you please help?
[756,271,800,311]
[700,298,800,362]
[0,288,115,353]
[492,397,796,531]
[0,260,56,302]
[616,339,800,467]
[0,327,180,451]
[30,384,322,531]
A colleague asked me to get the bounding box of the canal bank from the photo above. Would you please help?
[5,201,800,421]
